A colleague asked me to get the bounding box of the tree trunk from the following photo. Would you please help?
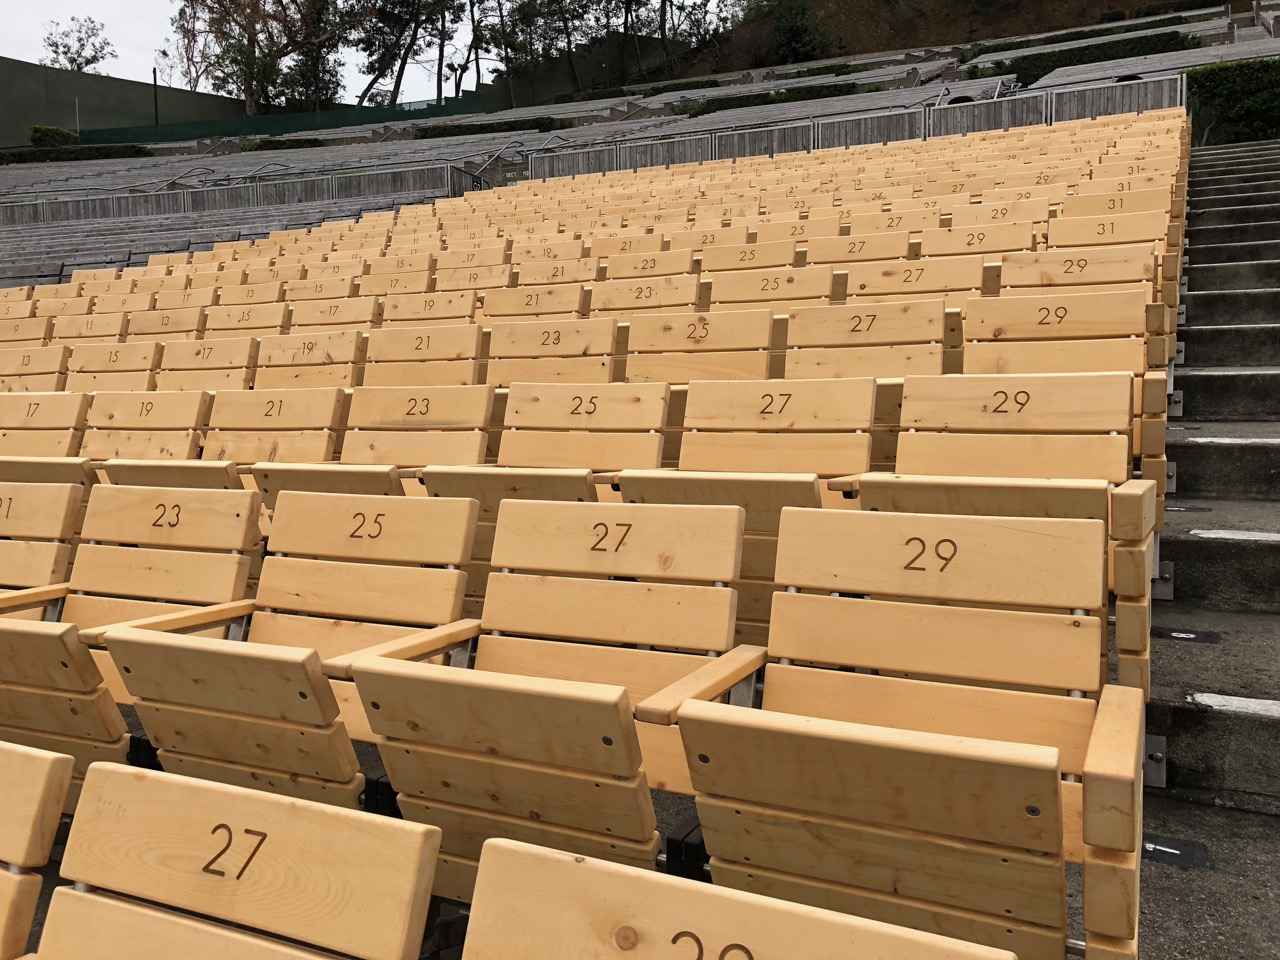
[561,15,583,91]
[659,0,671,74]
[244,29,259,115]
[469,0,482,89]
[436,5,447,103]
[494,0,516,106]
[621,0,631,83]
[390,19,421,107]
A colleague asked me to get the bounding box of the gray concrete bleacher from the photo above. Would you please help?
[1030,34,1280,86]
[965,18,1233,69]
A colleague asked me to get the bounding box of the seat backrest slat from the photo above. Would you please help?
[60,765,439,960]
[900,372,1133,433]
[0,741,74,868]
[490,499,743,583]
[775,508,1106,610]
[465,839,1017,960]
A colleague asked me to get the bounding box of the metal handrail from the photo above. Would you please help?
[474,139,526,176]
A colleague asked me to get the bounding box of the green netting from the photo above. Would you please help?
[80,94,484,146]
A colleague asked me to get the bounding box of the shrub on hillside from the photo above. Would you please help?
[29,125,80,148]
[412,117,574,139]
[241,137,326,151]
[0,143,153,165]
[1189,57,1280,146]
[969,31,1202,86]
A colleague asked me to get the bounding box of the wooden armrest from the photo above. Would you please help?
[1110,480,1157,542]
[1083,684,1146,852]
[635,645,769,725]
[825,474,861,494]
[0,583,70,613]
[324,619,483,679]
[77,600,259,644]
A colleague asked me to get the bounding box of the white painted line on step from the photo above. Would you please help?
[1182,437,1280,445]
[1189,529,1280,541]
[1189,693,1280,719]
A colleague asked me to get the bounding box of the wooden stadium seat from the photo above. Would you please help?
[363,325,483,386]
[356,270,432,297]
[703,264,838,312]
[30,763,440,960]
[844,253,987,307]
[785,297,951,378]
[0,484,261,706]
[0,393,88,457]
[854,371,1153,691]
[590,274,706,316]
[680,507,1144,960]
[0,346,68,392]
[0,742,73,960]
[802,230,912,265]
[106,490,477,767]
[249,384,493,500]
[203,302,290,340]
[486,318,616,386]
[157,337,258,391]
[0,318,50,351]
[0,302,37,324]
[0,479,79,623]
[64,341,160,392]
[514,256,600,286]
[435,264,512,294]
[200,387,345,466]
[252,329,367,389]
[620,377,873,641]
[625,308,776,383]
[382,289,477,326]
[129,306,207,346]
[287,296,383,332]
[49,313,126,346]
[464,839,1016,960]
[79,391,212,462]
[36,299,94,321]
[350,498,756,899]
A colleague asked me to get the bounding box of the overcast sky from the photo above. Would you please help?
[0,0,454,104]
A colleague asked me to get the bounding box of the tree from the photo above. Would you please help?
[40,16,118,73]
[177,0,357,114]
[156,3,218,91]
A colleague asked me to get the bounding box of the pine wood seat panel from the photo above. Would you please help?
[0,742,73,960]
[624,309,776,384]
[679,507,1145,960]
[350,499,756,897]
[463,839,1016,960]
[0,484,262,735]
[247,383,493,501]
[0,393,88,459]
[104,491,477,770]
[27,764,440,960]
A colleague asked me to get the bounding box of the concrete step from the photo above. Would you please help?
[1182,186,1280,209]
[1188,219,1280,245]
[1167,422,1280,499]
[1182,289,1280,326]
[1190,161,1280,186]
[1189,185,1280,207]
[1138,796,1280,956]
[1192,138,1280,161]
[1148,602,1280,809]
[1177,367,1280,421]
[1161,497,1280,613]
[1185,260,1280,292]
[1178,323,1280,366]
[1188,202,1280,229]
[1185,239,1280,265]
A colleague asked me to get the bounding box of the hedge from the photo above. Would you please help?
[673,77,880,118]
[957,16,1189,63]
[29,125,80,148]
[1188,57,1280,146]
[1103,0,1210,22]
[413,117,574,139]
[0,143,154,166]
[241,137,327,151]
[971,31,1202,86]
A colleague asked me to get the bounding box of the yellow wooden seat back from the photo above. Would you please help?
[32,764,440,960]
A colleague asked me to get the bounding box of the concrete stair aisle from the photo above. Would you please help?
[1148,139,1280,828]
